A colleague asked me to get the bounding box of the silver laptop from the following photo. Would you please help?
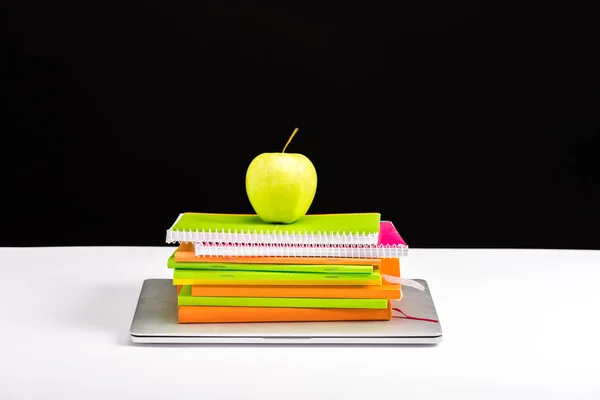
[129,279,442,344]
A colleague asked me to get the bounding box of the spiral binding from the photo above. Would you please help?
[193,243,409,258]
[166,228,379,246]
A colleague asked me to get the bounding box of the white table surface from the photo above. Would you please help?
[1,246,599,399]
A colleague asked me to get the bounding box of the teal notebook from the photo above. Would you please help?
[177,286,388,309]
[167,254,373,274]
[173,268,382,286]
[165,212,381,245]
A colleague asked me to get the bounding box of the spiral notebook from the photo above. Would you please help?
[175,242,382,265]
[193,221,408,259]
[166,212,381,245]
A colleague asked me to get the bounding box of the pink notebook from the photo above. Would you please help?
[379,221,407,246]
[193,221,409,259]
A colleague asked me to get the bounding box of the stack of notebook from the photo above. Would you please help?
[165,212,409,323]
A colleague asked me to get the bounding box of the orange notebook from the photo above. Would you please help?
[380,258,399,277]
[178,304,392,323]
[174,243,381,266]
[190,284,402,299]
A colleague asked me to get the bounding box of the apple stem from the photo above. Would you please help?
[282,127,299,153]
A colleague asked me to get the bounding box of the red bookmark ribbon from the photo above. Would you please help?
[392,308,439,323]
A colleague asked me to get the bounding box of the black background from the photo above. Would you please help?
[2,1,599,249]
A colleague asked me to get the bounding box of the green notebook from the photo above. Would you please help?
[167,254,373,274]
[177,286,388,309]
[165,212,381,246]
[173,268,381,286]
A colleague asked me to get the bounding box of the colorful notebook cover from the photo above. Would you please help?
[190,284,402,299]
[174,242,381,265]
[166,212,381,245]
[380,258,400,277]
[178,286,388,309]
[380,220,407,246]
[167,253,373,274]
[178,304,392,323]
[173,268,381,286]
[173,243,400,276]
[192,221,408,258]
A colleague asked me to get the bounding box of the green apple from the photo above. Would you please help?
[246,129,317,224]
